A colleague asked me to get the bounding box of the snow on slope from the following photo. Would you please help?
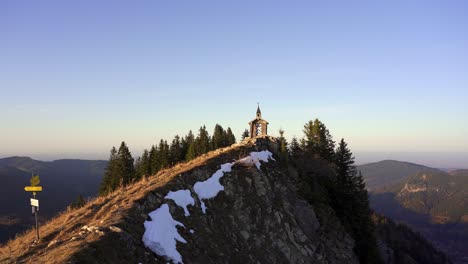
[142,151,274,264]
[237,150,275,170]
[142,204,187,264]
[165,190,195,216]
[194,162,233,214]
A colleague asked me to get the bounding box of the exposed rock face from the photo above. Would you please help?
[133,137,358,263]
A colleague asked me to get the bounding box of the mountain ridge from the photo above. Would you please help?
[357,159,442,191]
[0,138,449,264]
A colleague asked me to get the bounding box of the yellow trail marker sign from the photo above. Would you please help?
[30,175,40,186]
[25,186,43,192]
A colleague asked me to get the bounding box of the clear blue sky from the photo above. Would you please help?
[1,0,467,168]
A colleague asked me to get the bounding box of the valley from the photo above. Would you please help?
[359,161,468,264]
[0,157,106,243]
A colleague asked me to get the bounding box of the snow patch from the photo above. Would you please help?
[165,190,195,216]
[237,150,275,170]
[193,162,234,213]
[142,204,186,264]
[190,229,195,234]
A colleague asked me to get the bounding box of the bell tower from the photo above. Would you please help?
[249,104,269,138]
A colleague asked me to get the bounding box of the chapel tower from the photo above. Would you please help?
[249,105,269,138]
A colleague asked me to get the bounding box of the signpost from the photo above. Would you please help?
[24,186,43,192]
[25,174,42,240]
[30,198,39,207]
[30,175,40,186]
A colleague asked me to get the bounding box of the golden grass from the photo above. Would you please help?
[0,141,250,263]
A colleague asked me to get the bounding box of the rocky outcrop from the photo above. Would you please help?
[131,137,358,263]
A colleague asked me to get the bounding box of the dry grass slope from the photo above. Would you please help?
[0,141,251,264]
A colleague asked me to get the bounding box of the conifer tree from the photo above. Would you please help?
[278,129,288,165]
[184,130,196,161]
[185,141,197,161]
[70,194,86,209]
[149,145,158,174]
[169,135,183,165]
[212,124,226,149]
[300,137,307,150]
[157,139,170,169]
[117,141,136,186]
[333,138,381,264]
[289,136,302,157]
[195,125,211,156]
[241,129,249,140]
[140,149,151,177]
[99,142,136,195]
[180,136,188,159]
[226,127,236,145]
[99,146,118,196]
[303,119,335,162]
[134,156,142,180]
[185,130,195,145]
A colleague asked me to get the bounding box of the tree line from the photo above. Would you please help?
[99,124,236,196]
[285,119,381,264]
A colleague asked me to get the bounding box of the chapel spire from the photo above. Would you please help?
[249,104,269,138]
[256,103,262,119]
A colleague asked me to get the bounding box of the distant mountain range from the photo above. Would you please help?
[358,160,468,264]
[0,156,107,243]
[357,160,442,191]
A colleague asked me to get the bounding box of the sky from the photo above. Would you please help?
[1,1,467,168]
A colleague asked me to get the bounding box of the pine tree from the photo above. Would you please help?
[140,149,151,177]
[99,146,118,196]
[98,142,135,195]
[226,127,236,145]
[185,141,198,161]
[289,136,302,157]
[149,145,158,174]
[134,156,142,180]
[169,135,183,165]
[333,138,381,264]
[157,139,170,169]
[241,129,249,140]
[300,137,307,150]
[195,125,211,156]
[335,139,356,186]
[212,124,226,149]
[185,141,197,161]
[302,119,335,162]
[278,129,288,165]
[70,194,86,209]
[117,141,136,186]
[184,130,196,161]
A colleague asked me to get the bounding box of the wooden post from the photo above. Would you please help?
[33,192,39,240]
